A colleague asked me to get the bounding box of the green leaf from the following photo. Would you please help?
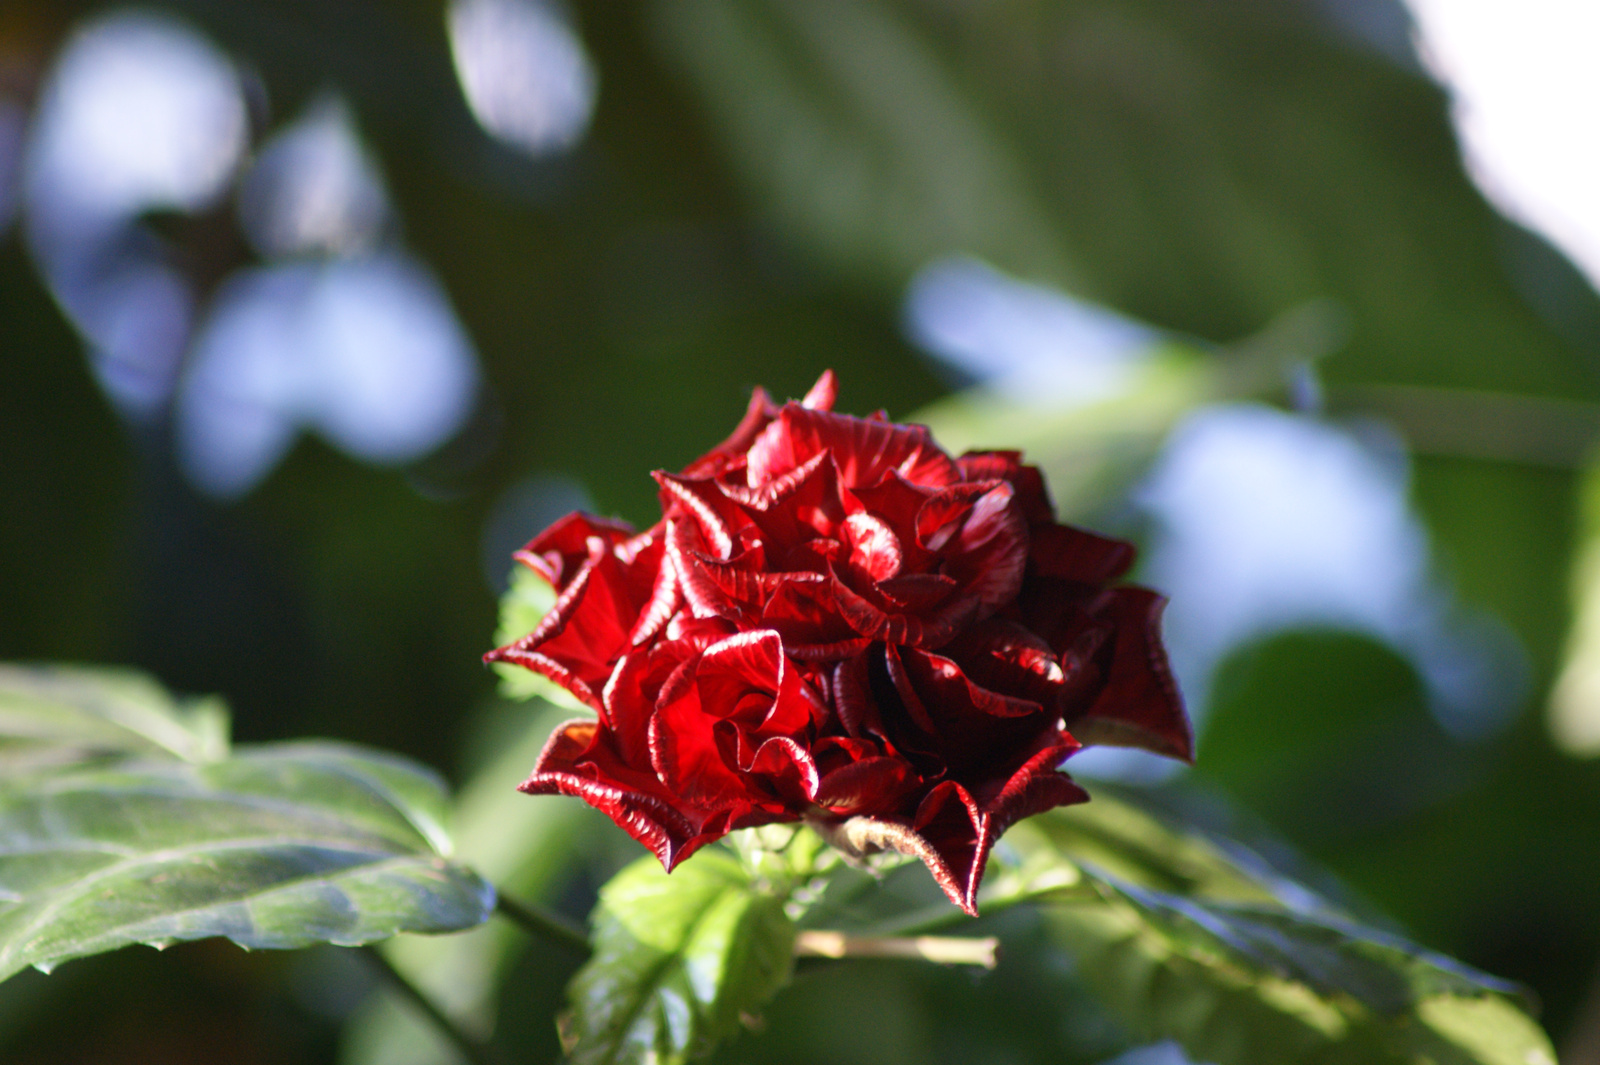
[0,663,229,770]
[0,666,493,982]
[493,563,590,711]
[989,797,1556,1065]
[651,0,1083,298]
[562,851,796,1065]
[0,743,492,982]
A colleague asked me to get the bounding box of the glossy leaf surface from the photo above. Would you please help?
[562,851,795,1065]
[0,663,229,770]
[0,668,492,983]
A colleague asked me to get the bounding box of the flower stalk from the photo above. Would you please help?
[494,891,590,956]
[362,947,498,1065]
[794,930,999,968]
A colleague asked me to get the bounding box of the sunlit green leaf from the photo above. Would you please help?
[988,796,1556,1065]
[0,666,492,983]
[0,663,229,771]
[0,742,492,983]
[562,852,795,1065]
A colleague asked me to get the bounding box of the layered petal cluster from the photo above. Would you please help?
[487,372,1190,913]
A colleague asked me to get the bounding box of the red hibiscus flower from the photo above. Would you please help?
[487,372,1190,914]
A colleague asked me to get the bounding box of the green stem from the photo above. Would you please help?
[795,930,999,968]
[494,891,591,956]
[362,947,497,1065]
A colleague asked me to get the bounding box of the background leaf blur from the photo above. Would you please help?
[4,0,1600,1062]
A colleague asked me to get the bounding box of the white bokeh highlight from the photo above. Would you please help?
[1137,405,1522,729]
[177,256,480,498]
[25,11,246,222]
[238,96,390,259]
[22,11,247,419]
[447,0,598,157]
[1405,0,1600,291]
[1096,1042,1209,1065]
[905,256,1155,406]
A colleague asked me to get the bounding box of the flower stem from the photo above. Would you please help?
[362,947,497,1065]
[794,930,1000,968]
[494,891,591,955]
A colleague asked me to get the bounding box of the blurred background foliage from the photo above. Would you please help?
[2,0,1600,1062]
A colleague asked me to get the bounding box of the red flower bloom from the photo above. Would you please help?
[487,372,1189,913]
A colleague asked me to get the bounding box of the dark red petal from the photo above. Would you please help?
[814,754,920,815]
[655,472,745,560]
[885,643,1065,782]
[1068,587,1192,762]
[601,644,685,767]
[667,518,749,622]
[942,482,1029,612]
[882,643,950,745]
[663,611,738,647]
[519,719,713,871]
[1030,523,1136,585]
[833,575,980,648]
[627,538,681,646]
[913,739,1088,914]
[738,733,822,805]
[784,636,874,661]
[850,472,937,549]
[694,553,780,611]
[513,511,636,588]
[943,618,1066,710]
[756,575,864,652]
[700,630,827,736]
[915,482,991,552]
[874,573,958,612]
[649,685,751,807]
[842,512,904,582]
[898,645,1042,721]
[695,630,780,709]
[831,654,874,740]
[486,538,643,709]
[747,405,960,490]
[1014,573,1113,653]
[909,782,985,914]
[723,450,848,549]
[957,451,1055,524]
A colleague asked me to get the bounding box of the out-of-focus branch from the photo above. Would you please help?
[1331,383,1600,468]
